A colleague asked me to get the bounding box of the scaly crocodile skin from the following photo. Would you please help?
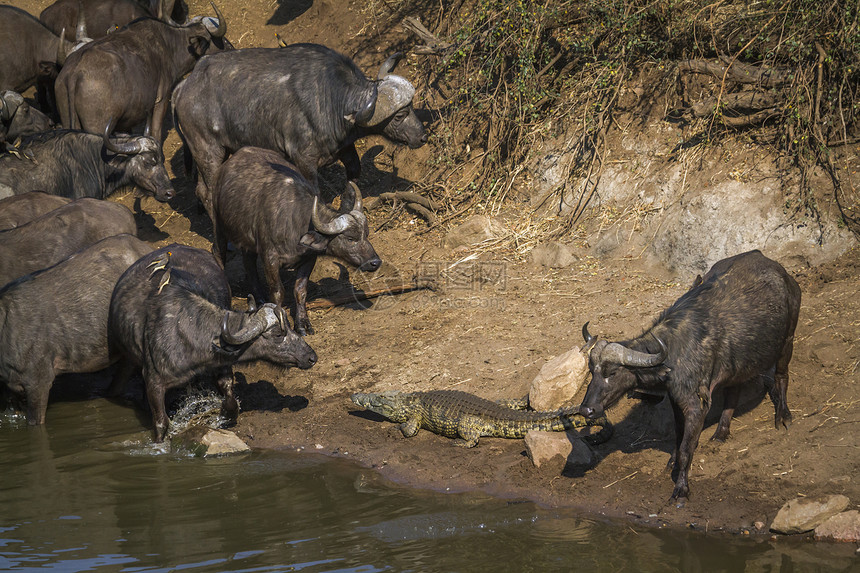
[351,389,612,447]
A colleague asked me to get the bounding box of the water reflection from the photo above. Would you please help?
[0,399,856,573]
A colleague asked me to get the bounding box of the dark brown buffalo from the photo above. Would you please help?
[0,127,174,201]
[578,250,801,505]
[108,244,318,442]
[56,4,231,144]
[1,91,54,152]
[0,233,152,425]
[0,197,137,288]
[172,44,427,220]
[212,147,382,335]
[0,192,70,231]
[0,6,90,116]
[40,0,188,41]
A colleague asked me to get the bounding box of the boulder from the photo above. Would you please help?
[524,430,593,468]
[172,426,251,457]
[529,242,578,268]
[770,495,850,534]
[444,215,505,249]
[814,510,860,542]
[529,347,589,411]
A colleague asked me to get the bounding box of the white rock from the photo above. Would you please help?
[814,510,860,542]
[770,495,850,534]
[173,426,250,457]
[524,430,592,468]
[444,215,505,249]
[529,347,589,411]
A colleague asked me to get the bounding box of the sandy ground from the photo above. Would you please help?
[7,0,859,537]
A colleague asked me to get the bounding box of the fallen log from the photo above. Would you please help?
[679,58,790,88]
[306,278,436,310]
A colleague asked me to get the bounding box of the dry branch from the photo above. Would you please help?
[402,16,454,56]
[679,58,790,88]
[306,279,436,310]
[691,92,779,117]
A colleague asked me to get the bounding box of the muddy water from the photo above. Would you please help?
[0,398,855,573]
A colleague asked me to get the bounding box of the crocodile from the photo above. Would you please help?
[351,389,612,447]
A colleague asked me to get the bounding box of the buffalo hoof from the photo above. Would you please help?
[674,497,688,509]
[297,322,314,336]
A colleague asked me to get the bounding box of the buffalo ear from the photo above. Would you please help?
[188,35,210,57]
[299,231,329,252]
[344,85,377,125]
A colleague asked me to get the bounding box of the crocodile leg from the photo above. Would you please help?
[453,415,482,447]
[399,417,421,438]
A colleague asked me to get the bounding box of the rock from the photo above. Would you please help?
[172,426,250,457]
[444,215,505,249]
[524,430,592,468]
[814,511,860,542]
[770,495,850,534]
[529,347,589,411]
[529,242,578,268]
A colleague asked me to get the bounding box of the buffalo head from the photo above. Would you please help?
[103,121,175,202]
[184,2,233,54]
[308,181,382,272]
[220,302,317,369]
[1,91,53,140]
[357,53,427,149]
[579,322,668,419]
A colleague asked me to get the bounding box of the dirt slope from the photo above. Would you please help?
[7,0,859,536]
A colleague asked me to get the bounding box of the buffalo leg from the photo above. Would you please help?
[293,258,316,336]
[242,251,267,303]
[21,369,53,426]
[108,359,136,398]
[261,254,287,308]
[667,399,685,473]
[212,219,229,269]
[711,385,740,442]
[671,399,707,504]
[215,367,239,421]
[770,335,794,429]
[144,374,169,443]
[336,144,362,181]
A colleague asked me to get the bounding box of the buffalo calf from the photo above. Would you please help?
[212,147,382,335]
[578,250,801,504]
[109,244,318,442]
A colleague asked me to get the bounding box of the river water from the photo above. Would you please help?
[1,396,856,573]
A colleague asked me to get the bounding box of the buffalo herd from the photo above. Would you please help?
[0,0,801,504]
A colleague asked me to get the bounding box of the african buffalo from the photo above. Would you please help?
[211,147,381,335]
[0,197,137,288]
[56,3,231,144]
[172,43,427,219]
[0,192,70,231]
[0,5,91,116]
[578,250,801,505]
[0,126,174,201]
[1,91,54,152]
[109,244,318,442]
[40,0,189,41]
[0,233,152,425]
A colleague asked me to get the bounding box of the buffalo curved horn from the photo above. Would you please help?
[103,118,142,155]
[377,52,404,80]
[275,305,288,332]
[56,29,69,66]
[247,294,257,313]
[340,180,363,214]
[220,311,265,346]
[600,337,667,369]
[311,195,350,235]
[75,4,88,42]
[207,2,227,38]
[365,75,415,126]
[582,322,596,345]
